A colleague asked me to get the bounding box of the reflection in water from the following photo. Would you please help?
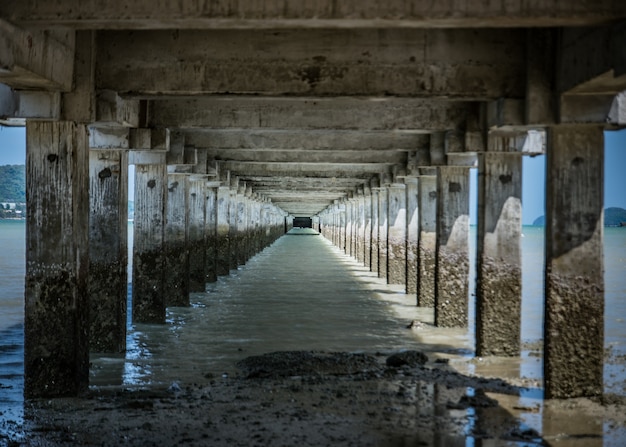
[86,228,626,446]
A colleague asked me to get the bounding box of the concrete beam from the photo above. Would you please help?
[0,87,60,122]
[204,148,407,164]
[559,93,620,124]
[89,126,129,149]
[129,128,170,150]
[486,98,525,129]
[0,19,74,90]
[184,129,430,152]
[222,161,394,179]
[95,90,141,127]
[608,91,626,125]
[96,28,524,98]
[487,129,546,154]
[3,1,623,29]
[558,23,626,95]
[148,97,473,131]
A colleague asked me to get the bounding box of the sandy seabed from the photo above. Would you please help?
[4,350,626,447]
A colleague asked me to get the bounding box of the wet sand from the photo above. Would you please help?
[8,351,626,447]
[2,229,626,446]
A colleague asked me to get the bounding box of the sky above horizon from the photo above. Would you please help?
[1,125,625,225]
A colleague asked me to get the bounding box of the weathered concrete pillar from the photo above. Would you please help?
[377,186,389,280]
[164,173,189,307]
[339,202,347,252]
[476,150,522,356]
[356,190,366,264]
[133,162,168,322]
[228,187,239,270]
[89,149,128,353]
[188,177,207,292]
[405,177,419,296]
[387,182,407,286]
[205,185,218,283]
[352,198,358,256]
[544,125,604,399]
[333,203,341,247]
[216,185,231,276]
[435,166,470,327]
[350,197,358,257]
[363,187,372,269]
[417,173,437,307]
[25,121,90,397]
[370,187,380,274]
[345,198,353,256]
[236,187,248,266]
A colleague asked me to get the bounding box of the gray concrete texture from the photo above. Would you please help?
[4,1,622,399]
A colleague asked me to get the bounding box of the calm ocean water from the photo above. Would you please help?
[1,221,625,435]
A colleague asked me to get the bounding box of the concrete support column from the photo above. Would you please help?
[333,204,341,247]
[377,186,389,280]
[188,178,207,292]
[387,183,407,286]
[228,188,239,270]
[476,151,522,356]
[356,192,365,264]
[236,189,248,266]
[371,188,380,274]
[88,149,128,353]
[363,188,372,269]
[345,199,353,255]
[216,186,231,276]
[25,121,89,397]
[350,198,358,257]
[405,177,419,296]
[205,186,218,283]
[164,173,189,307]
[133,163,168,322]
[544,125,604,399]
[339,202,347,252]
[417,174,437,307]
[435,166,470,327]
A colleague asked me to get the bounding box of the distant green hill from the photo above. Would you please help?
[532,207,626,227]
[605,207,626,226]
[0,164,26,202]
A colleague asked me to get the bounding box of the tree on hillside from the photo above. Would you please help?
[0,164,26,202]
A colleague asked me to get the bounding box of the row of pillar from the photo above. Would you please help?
[319,126,605,399]
[24,121,287,397]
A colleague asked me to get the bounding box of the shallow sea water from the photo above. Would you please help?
[1,222,625,445]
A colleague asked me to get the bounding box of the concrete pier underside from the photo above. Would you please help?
[2,0,623,408]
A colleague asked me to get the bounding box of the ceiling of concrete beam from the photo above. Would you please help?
[3,1,624,29]
[8,3,620,217]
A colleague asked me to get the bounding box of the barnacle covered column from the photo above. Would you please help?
[544,125,604,398]
[476,161,519,343]
[205,182,219,283]
[355,189,365,264]
[363,186,373,269]
[216,182,231,276]
[131,129,169,323]
[417,171,437,307]
[387,180,407,286]
[88,144,128,353]
[370,182,380,274]
[405,177,419,296]
[377,181,390,280]
[228,178,240,270]
[164,171,189,306]
[435,165,470,327]
[188,175,208,292]
[25,121,90,397]
[475,131,531,356]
